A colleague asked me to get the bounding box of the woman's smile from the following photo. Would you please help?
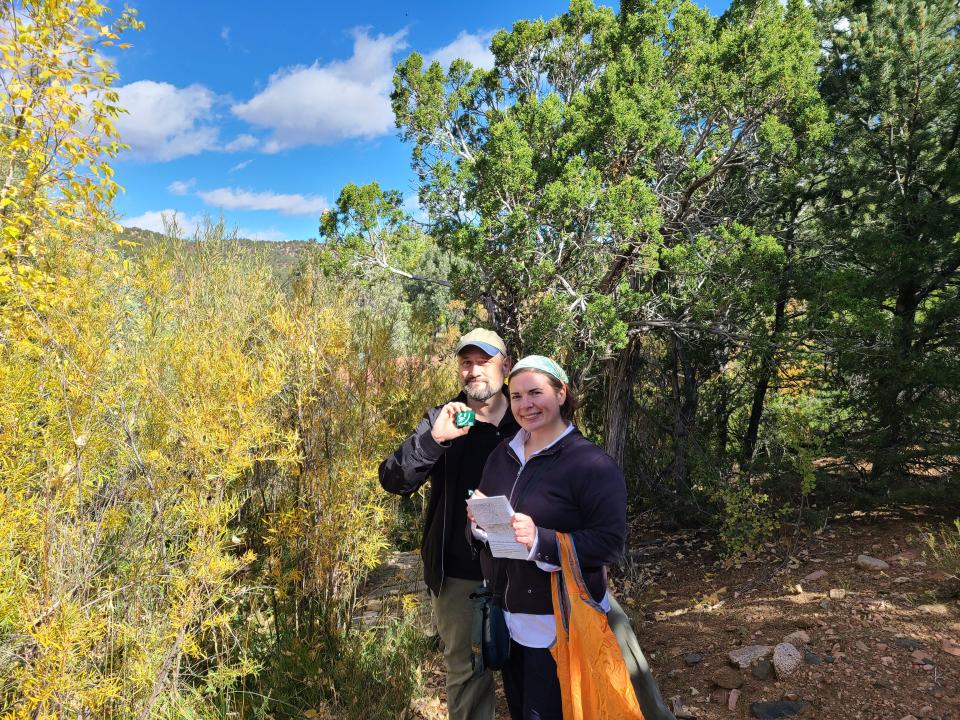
[509,371,566,440]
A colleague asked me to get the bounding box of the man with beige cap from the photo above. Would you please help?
[380,329,517,720]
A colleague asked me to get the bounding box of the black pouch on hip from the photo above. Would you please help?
[469,583,510,674]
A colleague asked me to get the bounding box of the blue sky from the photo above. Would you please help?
[114,0,725,241]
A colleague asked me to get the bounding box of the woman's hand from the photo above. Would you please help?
[511,512,537,550]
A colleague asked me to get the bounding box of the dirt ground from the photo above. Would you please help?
[410,507,960,720]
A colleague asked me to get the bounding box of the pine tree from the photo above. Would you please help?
[816,0,960,482]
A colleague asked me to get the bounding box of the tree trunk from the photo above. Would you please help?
[741,280,789,464]
[603,337,640,468]
[868,283,919,482]
[715,373,731,460]
[139,625,186,720]
[667,338,699,501]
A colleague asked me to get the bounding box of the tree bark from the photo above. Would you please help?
[715,373,731,460]
[603,337,640,468]
[868,282,919,482]
[139,625,186,720]
[667,337,700,500]
[741,280,789,464]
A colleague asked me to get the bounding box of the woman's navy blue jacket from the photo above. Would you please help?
[477,428,626,615]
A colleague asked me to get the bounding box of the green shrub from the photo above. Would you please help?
[243,608,432,720]
[922,519,960,598]
[709,469,789,558]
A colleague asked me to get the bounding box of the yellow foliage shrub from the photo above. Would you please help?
[243,255,454,638]
[0,5,450,714]
[1,222,454,717]
[0,222,296,717]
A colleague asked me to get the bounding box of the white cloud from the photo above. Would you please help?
[224,134,258,152]
[122,211,287,242]
[115,81,219,161]
[402,193,428,222]
[229,159,253,173]
[231,28,407,152]
[197,186,329,216]
[220,24,250,54]
[168,180,325,216]
[114,29,493,161]
[121,209,200,235]
[427,30,495,70]
[238,227,288,241]
[167,179,195,196]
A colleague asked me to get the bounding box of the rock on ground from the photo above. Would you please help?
[773,642,803,679]
[856,554,890,571]
[752,659,774,680]
[684,652,704,666]
[895,637,923,651]
[728,688,741,711]
[782,630,810,646]
[728,645,773,669]
[751,700,808,718]
[711,667,744,690]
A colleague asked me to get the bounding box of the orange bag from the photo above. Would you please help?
[551,532,645,720]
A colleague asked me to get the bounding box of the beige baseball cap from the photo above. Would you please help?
[454,328,507,357]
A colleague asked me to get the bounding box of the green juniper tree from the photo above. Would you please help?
[815,0,960,484]
[316,181,473,341]
[392,0,828,510]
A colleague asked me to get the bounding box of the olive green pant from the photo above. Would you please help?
[607,595,677,720]
[431,577,495,720]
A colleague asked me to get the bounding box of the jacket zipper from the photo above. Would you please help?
[503,462,524,612]
[500,435,570,613]
[439,451,447,593]
[441,415,512,595]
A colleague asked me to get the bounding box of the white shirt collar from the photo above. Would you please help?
[508,423,575,466]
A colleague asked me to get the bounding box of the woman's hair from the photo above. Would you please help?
[511,368,579,422]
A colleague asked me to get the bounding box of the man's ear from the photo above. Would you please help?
[501,355,514,375]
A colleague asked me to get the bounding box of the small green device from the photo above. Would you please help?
[455,409,476,428]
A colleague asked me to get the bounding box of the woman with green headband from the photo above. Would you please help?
[472,355,628,720]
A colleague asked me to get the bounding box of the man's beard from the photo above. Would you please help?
[463,379,499,402]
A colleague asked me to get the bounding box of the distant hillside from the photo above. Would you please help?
[118,225,315,281]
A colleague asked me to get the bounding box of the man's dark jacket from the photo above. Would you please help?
[379,389,519,595]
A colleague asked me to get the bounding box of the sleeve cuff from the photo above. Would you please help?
[471,521,488,542]
[417,426,448,460]
[527,529,560,571]
[525,529,539,560]
[533,527,559,566]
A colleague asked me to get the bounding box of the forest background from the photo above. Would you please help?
[0,0,957,717]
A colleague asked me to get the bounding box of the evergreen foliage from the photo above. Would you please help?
[815,0,960,484]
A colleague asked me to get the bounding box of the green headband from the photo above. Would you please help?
[508,355,569,385]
